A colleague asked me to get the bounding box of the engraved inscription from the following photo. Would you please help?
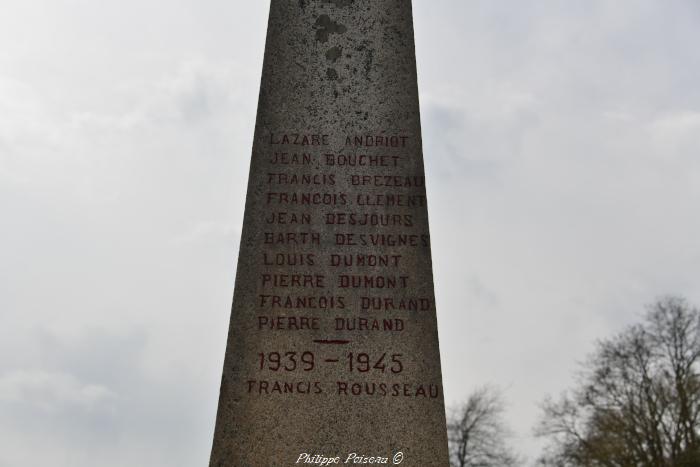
[247,131,440,400]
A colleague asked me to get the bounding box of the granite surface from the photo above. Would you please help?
[210,1,449,465]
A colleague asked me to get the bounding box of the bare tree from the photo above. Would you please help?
[448,385,521,467]
[536,296,700,466]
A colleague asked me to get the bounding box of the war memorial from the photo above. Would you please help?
[210,2,450,465]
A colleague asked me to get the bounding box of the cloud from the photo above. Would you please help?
[416,1,700,461]
[0,326,218,467]
[0,370,117,413]
[0,27,265,463]
[169,219,240,246]
[649,111,700,160]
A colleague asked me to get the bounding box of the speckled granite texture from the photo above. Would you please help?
[210,1,449,465]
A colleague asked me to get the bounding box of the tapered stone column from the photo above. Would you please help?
[210,1,449,465]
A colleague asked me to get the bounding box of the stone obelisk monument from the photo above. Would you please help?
[210,1,449,465]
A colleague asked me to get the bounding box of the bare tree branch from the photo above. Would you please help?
[448,385,522,467]
[536,296,700,466]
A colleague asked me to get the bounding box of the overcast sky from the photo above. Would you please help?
[2,1,700,465]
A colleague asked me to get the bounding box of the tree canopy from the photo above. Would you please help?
[448,385,521,467]
[536,296,700,466]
